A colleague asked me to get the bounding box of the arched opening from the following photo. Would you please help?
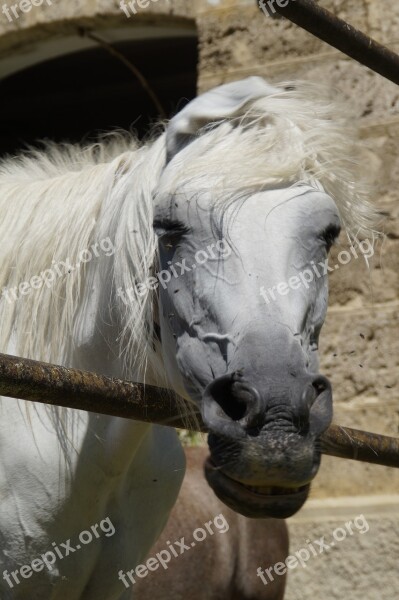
[0,26,198,155]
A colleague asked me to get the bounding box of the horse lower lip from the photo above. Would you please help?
[205,459,308,497]
[204,458,310,518]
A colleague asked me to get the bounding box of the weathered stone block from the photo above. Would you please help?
[319,309,399,404]
[286,504,399,600]
[328,234,399,306]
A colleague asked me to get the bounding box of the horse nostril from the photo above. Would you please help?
[312,375,330,396]
[202,373,262,435]
[204,374,247,421]
[300,376,331,409]
[297,375,332,433]
[308,375,333,435]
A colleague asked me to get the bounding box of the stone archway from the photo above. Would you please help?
[0,21,197,154]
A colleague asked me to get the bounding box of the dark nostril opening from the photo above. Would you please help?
[297,376,332,434]
[309,375,333,435]
[202,373,264,435]
[312,375,331,397]
[300,376,331,412]
[206,376,248,422]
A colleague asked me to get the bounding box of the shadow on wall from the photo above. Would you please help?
[0,34,198,155]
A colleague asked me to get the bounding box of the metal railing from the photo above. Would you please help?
[0,353,397,468]
[260,0,399,85]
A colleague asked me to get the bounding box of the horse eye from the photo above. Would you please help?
[153,219,189,249]
[319,223,341,251]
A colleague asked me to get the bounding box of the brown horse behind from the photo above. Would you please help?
[134,447,288,599]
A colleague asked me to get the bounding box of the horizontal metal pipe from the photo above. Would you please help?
[320,424,399,469]
[264,0,399,86]
[0,353,198,429]
[0,353,397,468]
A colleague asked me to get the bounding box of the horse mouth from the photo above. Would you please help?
[204,458,310,519]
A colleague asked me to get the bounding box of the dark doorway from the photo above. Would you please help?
[0,32,198,156]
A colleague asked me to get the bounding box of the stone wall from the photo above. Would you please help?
[285,495,399,599]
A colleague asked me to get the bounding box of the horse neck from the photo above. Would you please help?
[66,270,174,480]
[0,135,174,477]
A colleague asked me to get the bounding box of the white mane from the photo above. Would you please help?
[0,81,380,386]
[0,133,166,380]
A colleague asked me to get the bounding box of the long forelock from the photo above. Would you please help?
[165,81,381,242]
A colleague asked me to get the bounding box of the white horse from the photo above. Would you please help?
[0,77,377,599]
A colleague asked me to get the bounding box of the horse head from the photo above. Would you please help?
[154,78,343,518]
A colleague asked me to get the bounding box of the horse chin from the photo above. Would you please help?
[204,458,310,519]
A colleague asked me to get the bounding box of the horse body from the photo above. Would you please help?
[0,408,184,599]
[0,77,377,598]
[0,139,185,599]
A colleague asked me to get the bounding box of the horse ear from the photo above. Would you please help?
[166,77,279,162]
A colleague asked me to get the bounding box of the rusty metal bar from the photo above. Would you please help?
[261,0,399,86]
[0,352,398,468]
[0,353,198,429]
[320,425,399,469]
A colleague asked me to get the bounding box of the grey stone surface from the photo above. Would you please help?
[0,0,195,56]
[284,497,399,600]
[319,308,399,404]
